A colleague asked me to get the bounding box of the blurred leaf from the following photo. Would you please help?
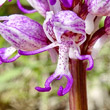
[25,13,44,24]
[0,68,23,83]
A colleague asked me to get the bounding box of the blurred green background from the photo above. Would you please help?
[0,1,110,110]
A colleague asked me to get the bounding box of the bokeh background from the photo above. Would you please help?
[0,1,110,110]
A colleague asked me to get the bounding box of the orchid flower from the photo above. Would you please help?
[0,14,49,64]
[0,0,95,96]
[1,1,110,110]
[18,11,94,96]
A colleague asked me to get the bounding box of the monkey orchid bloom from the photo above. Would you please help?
[0,14,49,64]
[1,0,110,110]
[18,11,94,96]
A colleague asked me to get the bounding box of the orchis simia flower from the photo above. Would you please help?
[0,14,49,64]
[0,0,94,96]
[18,11,94,96]
[1,0,110,104]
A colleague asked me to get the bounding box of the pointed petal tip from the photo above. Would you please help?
[86,60,94,71]
[57,86,64,96]
[0,54,20,63]
[86,55,94,71]
[57,75,73,96]
[86,65,94,71]
[35,86,51,92]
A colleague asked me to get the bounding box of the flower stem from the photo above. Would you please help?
[69,59,88,110]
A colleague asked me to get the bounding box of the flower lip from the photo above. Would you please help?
[35,73,73,96]
[34,41,74,96]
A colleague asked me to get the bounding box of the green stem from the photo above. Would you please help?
[69,59,88,110]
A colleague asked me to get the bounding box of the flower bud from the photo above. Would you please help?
[86,0,110,16]
[0,14,48,51]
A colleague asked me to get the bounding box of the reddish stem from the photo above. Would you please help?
[69,59,88,110]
